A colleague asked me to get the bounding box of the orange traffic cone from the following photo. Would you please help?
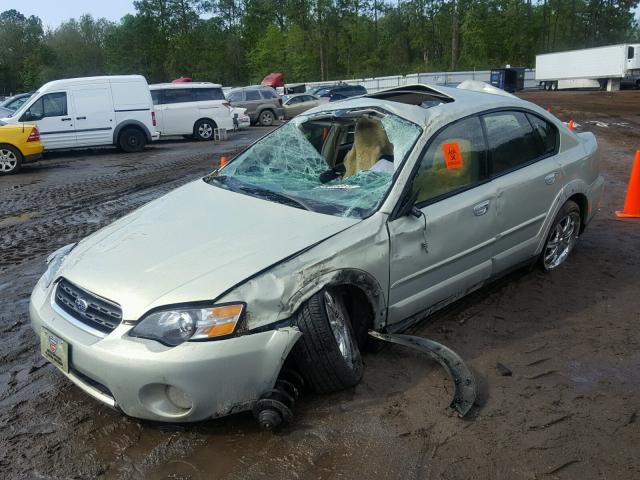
[616,150,640,218]
[568,119,575,131]
[219,156,229,168]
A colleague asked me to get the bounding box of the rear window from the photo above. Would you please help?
[195,88,225,101]
[245,90,261,101]
[260,89,278,99]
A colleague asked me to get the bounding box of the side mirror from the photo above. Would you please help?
[396,189,420,218]
[20,111,32,122]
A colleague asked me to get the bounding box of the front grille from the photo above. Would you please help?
[55,278,122,333]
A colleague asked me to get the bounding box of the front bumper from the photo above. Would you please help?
[30,281,301,422]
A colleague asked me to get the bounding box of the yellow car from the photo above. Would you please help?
[0,120,43,175]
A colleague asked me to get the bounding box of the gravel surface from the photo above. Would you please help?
[0,93,639,480]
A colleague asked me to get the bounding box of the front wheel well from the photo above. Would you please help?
[567,193,588,233]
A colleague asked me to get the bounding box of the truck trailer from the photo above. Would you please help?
[535,44,640,91]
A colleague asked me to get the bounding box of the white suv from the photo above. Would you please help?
[150,83,234,140]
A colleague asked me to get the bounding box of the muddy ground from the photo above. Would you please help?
[1,92,639,480]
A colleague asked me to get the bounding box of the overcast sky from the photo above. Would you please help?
[0,0,136,28]
[1,0,638,29]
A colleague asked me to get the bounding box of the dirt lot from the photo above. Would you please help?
[1,93,639,480]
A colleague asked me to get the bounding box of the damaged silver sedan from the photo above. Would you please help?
[30,83,603,427]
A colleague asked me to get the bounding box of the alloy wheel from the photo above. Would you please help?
[260,111,274,126]
[543,212,580,270]
[0,148,18,173]
[324,291,355,368]
[198,122,213,139]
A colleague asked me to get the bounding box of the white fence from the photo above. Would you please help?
[305,69,538,93]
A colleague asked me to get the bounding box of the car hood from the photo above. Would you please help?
[59,179,359,320]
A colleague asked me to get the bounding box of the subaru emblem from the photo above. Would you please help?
[75,297,89,312]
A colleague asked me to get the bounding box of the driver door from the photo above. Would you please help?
[21,91,76,149]
[386,115,498,324]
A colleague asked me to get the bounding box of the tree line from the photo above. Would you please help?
[1,0,638,95]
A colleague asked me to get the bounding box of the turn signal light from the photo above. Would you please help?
[27,127,40,142]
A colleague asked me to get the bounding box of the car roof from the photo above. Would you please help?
[229,85,275,92]
[302,83,540,128]
[150,82,222,89]
[38,75,148,91]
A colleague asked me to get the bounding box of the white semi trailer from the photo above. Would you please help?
[535,44,640,91]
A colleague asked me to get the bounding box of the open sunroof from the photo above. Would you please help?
[365,84,454,108]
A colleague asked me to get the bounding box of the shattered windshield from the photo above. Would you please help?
[206,109,422,218]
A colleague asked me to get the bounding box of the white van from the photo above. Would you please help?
[149,83,234,140]
[1,75,159,152]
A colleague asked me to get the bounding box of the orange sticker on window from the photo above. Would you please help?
[442,143,463,169]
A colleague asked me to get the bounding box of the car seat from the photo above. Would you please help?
[342,117,394,178]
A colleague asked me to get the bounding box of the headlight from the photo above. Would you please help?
[43,243,76,288]
[130,303,245,347]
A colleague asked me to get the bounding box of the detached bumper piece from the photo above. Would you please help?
[368,331,477,417]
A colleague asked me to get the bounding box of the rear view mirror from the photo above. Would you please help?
[20,112,32,122]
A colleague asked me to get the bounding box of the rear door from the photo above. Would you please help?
[155,88,194,135]
[387,115,497,324]
[71,84,114,147]
[242,90,263,120]
[21,92,75,149]
[482,110,563,272]
[195,87,231,130]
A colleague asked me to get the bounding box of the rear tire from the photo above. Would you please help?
[118,128,146,153]
[291,289,363,393]
[540,200,581,271]
[0,144,22,175]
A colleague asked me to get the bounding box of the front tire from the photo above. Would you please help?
[0,144,22,175]
[194,119,216,141]
[258,110,275,126]
[118,128,146,153]
[540,200,581,271]
[291,289,363,393]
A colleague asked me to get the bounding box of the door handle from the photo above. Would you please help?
[76,116,86,120]
[545,172,559,185]
[61,117,71,121]
[473,200,490,216]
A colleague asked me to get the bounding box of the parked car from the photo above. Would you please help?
[1,75,159,152]
[227,86,284,126]
[231,107,251,129]
[0,92,33,113]
[314,83,367,102]
[150,82,233,140]
[282,93,323,119]
[0,119,43,175]
[31,83,602,429]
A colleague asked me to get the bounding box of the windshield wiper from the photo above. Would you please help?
[237,185,312,211]
[205,175,312,211]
